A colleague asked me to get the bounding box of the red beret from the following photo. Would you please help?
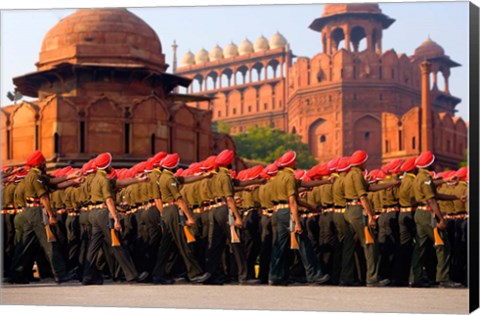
[95,153,112,170]
[400,157,417,173]
[246,165,264,180]
[376,170,386,181]
[82,160,96,175]
[50,168,61,177]
[415,151,435,168]
[337,157,351,172]
[108,168,117,179]
[215,150,234,167]
[201,156,217,171]
[294,169,307,180]
[26,150,46,167]
[59,166,73,177]
[132,161,147,174]
[145,158,155,172]
[389,159,404,174]
[350,150,368,166]
[276,151,297,168]
[151,152,168,167]
[429,171,436,178]
[366,169,378,183]
[455,167,468,181]
[175,168,184,177]
[327,157,341,171]
[443,170,457,181]
[262,163,278,178]
[381,162,391,174]
[188,163,203,176]
[229,170,237,178]
[236,170,247,181]
[161,153,180,170]
[307,163,330,180]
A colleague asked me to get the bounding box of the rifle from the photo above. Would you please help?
[42,210,56,243]
[431,215,444,246]
[228,209,241,243]
[289,214,299,250]
[363,216,375,245]
[108,214,121,247]
[179,209,196,243]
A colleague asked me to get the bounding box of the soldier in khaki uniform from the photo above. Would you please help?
[10,151,79,284]
[409,151,463,288]
[395,157,418,286]
[332,157,353,285]
[82,152,147,285]
[151,153,210,284]
[257,163,278,284]
[2,175,18,278]
[268,151,330,286]
[378,159,403,284]
[451,167,468,286]
[343,150,391,287]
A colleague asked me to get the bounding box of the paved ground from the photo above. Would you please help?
[0,280,470,314]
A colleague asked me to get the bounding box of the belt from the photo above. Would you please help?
[26,202,41,207]
[213,201,227,208]
[373,212,383,220]
[323,208,334,213]
[192,207,203,214]
[274,204,289,211]
[307,212,321,218]
[382,207,399,213]
[445,213,469,220]
[26,197,40,203]
[56,209,67,214]
[346,201,362,206]
[68,212,80,217]
[92,204,107,210]
[416,205,431,211]
[242,208,255,217]
[400,207,415,213]
[1,209,22,215]
[163,202,176,208]
[333,208,346,213]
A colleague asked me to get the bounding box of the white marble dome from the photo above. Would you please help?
[269,32,287,49]
[209,45,224,61]
[254,35,269,52]
[195,48,209,64]
[239,38,254,55]
[223,42,239,58]
[181,50,195,66]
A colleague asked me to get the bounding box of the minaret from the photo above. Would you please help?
[172,40,178,73]
[420,61,432,151]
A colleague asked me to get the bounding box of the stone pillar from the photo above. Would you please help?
[442,68,451,94]
[326,35,332,55]
[376,32,382,54]
[344,25,351,51]
[420,61,432,152]
[432,71,438,90]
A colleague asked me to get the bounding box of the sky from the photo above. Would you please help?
[0,0,473,122]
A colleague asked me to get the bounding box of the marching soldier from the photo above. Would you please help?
[268,151,330,286]
[409,151,464,288]
[82,152,148,285]
[151,153,211,284]
[451,167,468,286]
[10,150,79,284]
[395,157,418,286]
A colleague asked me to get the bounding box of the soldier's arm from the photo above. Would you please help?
[368,181,398,192]
[297,199,315,212]
[435,193,461,201]
[105,197,122,231]
[299,178,331,188]
[426,198,446,228]
[181,172,212,184]
[115,175,148,189]
[236,178,267,187]
[39,193,56,219]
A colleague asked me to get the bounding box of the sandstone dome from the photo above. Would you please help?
[223,42,239,58]
[253,35,269,52]
[195,48,209,64]
[238,38,254,55]
[181,50,195,66]
[414,37,445,58]
[269,32,287,49]
[209,45,224,61]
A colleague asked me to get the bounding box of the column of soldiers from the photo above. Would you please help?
[2,148,468,288]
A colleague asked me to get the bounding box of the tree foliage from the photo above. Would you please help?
[232,126,318,169]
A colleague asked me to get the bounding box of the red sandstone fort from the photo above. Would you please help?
[0,4,468,170]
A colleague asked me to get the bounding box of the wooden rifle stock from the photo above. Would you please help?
[230,225,241,243]
[183,225,196,243]
[45,224,56,242]
[364,226,375,245]
[290,231,299,250]
[110,228,121,247]
[433,227,444,246]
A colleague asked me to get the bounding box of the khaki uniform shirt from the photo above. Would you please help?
[24,168,48,200]
[3,182,17,208]
[398,173,417,207]
[148,169,162,200]
[368,191,383,212]
[90,170,114,203]
[212,167,234,199]
[258,180,274,209]
[159,170,183,203]
[63,187,75,210]
[273,168,297,202]
[13,180,26,208]
[199,176,215,204]
[437,184,455,214]
[413,169,436,204]
[452,181,468,213]
[332,172,347,207]
[380,175,399,207]
[51,189,66,210]
[319,178,334,207]
[344,166,368,200]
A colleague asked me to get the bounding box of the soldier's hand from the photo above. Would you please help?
[328,176,336,184]
[460,195,468,202]
[49,215,57,225]
[295,222,303,234]
[135,173,149,182]
[73,176,85,184]
[368,215,376,229]
[234,217,243,229]
[437,219,446,230]
[114,219,122,232]
[67,170,82,180]
[204,172,214,178]
[186,218,196,227]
